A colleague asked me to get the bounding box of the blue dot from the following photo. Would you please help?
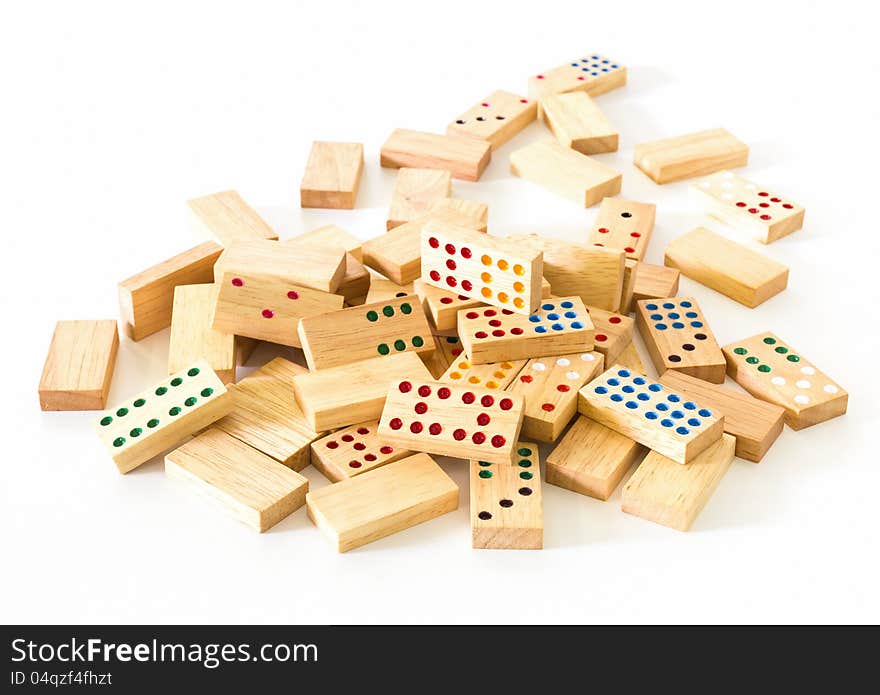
[687,418,701,427]
[601,68,608,72]
[551,323,563,331]
[657,402,669,412]
[637,393,650,401]
[607,378,620,386]
[595,386,608,394]
[691,321,703,328]
[667,312,680,320]
[560,301,573,308]
[661,419,673,428]
[685,312,698,319]
[591,55,599,59]
[582,58,590,62]
[634,377,646,385]
[655,323,667,330]
[564,311,577,318]
[571,321,584,329]
[602,59,609,63]
[676,426,690,435]
[611,64,619,68]
[662,302,675,309]
[698,408,712,417]
[684,402,696,410]
[645,303,658,310]
[625,401,638,409]
[535,326,547,333]
[611,394,623,402]
[529,315,541,323]
[591,72,599,76]
[542,303,555,311]
[679,301,692,308]
[671,410,684,419]
[571,63,579,67]
[668,394,681,403]
[649,384,662,392]
[622,385,635,393]
[581,67,589,72]
[645,411,658,420]
[650,314,663,321]
[547,313,559,320]
[617,369,631,377]
[672,322,684,329]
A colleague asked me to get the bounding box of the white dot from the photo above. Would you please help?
[823,384,839,394]
[566,371,580,380]
[794,394,810,405]
[722,192,733,200]
[771,376,786,386]
[556,358,571,366]
[796,380,811,389]
[744,183,757,191]
[580,353,596,361]
[699,181,712,189]
[800,366,815,376]
[722,171,734,179]
[722,181,734,190]
[532,362,546,372]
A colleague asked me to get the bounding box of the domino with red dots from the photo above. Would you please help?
[447,90,537,151]
[420,221,543,315]
[585,304,633,365]
[692,171,805,244]
[439,357,526,391]
[528,53,627,115]
[588,198,656,261]
[310,421,413,482]
[377,380,525,465]
[505,351,605,442]
[457,297,595,365]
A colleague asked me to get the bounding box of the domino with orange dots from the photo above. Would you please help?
[378,380,525,465]
[585,304,633,365]
[588,198,656,261]
[439,357,526,391]
[447,90,537,150]
[528,53,627,113]
[310,421,413,482]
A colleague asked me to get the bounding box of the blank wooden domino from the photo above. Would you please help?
[458,298,595,365]
[506,351,605,442]
[214,357,321,470]
[722,332,847,430]
[293,352,432,431]
[632,262,680,303]
[165,428,308,532]
[380,129,492,182]
[659,370,784,463]
[588,198,656,261]
[378,379,525,464]
[586,305,633,365]
[664,227,788,308]
[187,190,278,244]
[528,54,626,111]
[298,294,434,370]
[365,278,413,303]
[447,90,537,150]
[282,230,368,305]
[427,197,489,232]
[634,128,749,184]
[540,92,618,154]
[439,357,526,391]
[118,241,223,341]
[95,360,233,474]
[635,297,726,383]
[692,170,805,244]
[310,420,413,482]
[289,224,363,262]
[622,433,735,531]
[337,255,371,306]
[616,341,647,375]
[578,365,724,465]
[546,415,645,500]
[510,140,622,207]
[470,443,542,550]
[39,320,119,411]
[306,453,459,553]
[421,221,543,314]
[387,168,451,230]
[619,259,638,314]
[300,141,364,209]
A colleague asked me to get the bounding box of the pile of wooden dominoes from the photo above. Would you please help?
[37,54,847,551]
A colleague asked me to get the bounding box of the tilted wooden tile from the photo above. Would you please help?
[622,433,735,531]
[659,371,784,463]
[634,128,749,184]
[214,357,321,471]
[300,141,364,209]
[95,360,232,474]
[588,198,656,261]
[546,415,645,500]
[307,453,459,552]
[470,443,542,550]
[616,341,647,375]
[338,254,371,306]
[439,357,526,391]
[165,428,308,532]
[289,224,364,262]
[528,53,626,112]
[585,305,633,365]
[293,352,432,431]
[39,319,119,411]
[722,332,847,430]
[664,227,788,308]
[118,241,223,341]
[365,278,413,303]
[632,262,680,303]
[387,168,451,230]
[619,259,637,314]
[310,420,412,482]
[692,170,805,244]
[578,364,724,465]
[447,90,537,150]
[541,92,618,154]
[378,379,525,464]
[422,333,466,378]
[506,351,604,442]
[635,297,726,383]
[298,294,434,370]
[380,128,492,181]
[187,190,278,244]
[510,139,622,207]
[427,198,489,232]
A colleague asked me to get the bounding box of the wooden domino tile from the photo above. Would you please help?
[439,357,526,391]
[300,141,364,209]
[39,319,119,411]
[187,190,278,245]
[310,420,413,482]
[365,278,413,304]
[528,53,627,110]
[664,227,788,308]
[298,294,434,370]
[458,298,594,365]
[722,332,847,430]
[578,365,724,465]
[337,254,371,306]
[540,92,618,154]
[510,139,622,207]
[546,415,645,500]
[293,352,432,431]
[420,221,543,314]
[622,433,735,531]
[585,305,633,365]
[377,379,525,465]
[447,90,537,150]
[387,168,451,230]
[616,341,647,375]
[95,360,233,474]
[427,198,489,232]
[214,358,321,471]
[470,443,543,549]
[619,259,638,314]
[118,241,223,341]
[165,428,309,532]
[635,297,726,383]
[422,333,466,379]
[506,351,605,442]
[289,224,363,262]
[633,128,749,184]
[380,128,492,182]
[306,453,459,553]
[632,262,680,304]
[692,170,805,244]
[588,198,656,261]
[659,371,784,463]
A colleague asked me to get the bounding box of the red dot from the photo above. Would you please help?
[511,327,523,335]
[489,319,502,327]
[782,203,793,209]
[758,191,769,197]
[537,74,545,79]
[231,277,244,287]
[760,214,771,220]
[520,99,528,103]
[499,398,513,411]
[389,418,402,430]
[414,402,428,415]
[440,297,453,304]
[430,270,441,281]
[349,461,362,468]
[446,259,457,270]
[453,428,466,440]
[458,295,469,300]
[557,384,571,392]
[399,381,412,393]
[598,227,609,234]
[445,243,456,255]
[429,423,442,435]
[491,435,506,448]
[472,432,486,444]
[418,385,432,397]
[577,76,585,81]
[502,309,514,315]
[484,309,497,317]
[736,202,746,207]
[462,392,476,404]
[261,309,274,318]
[630,232,641,238]
[477,413,491,426]
[326,441,338,449]
[771,197,781,203]
[492,329,505,337]
[461,247,472,259]
[520,375,533,383]
[481,102,490,107]
[609,316,622,324]
[410,422,423,434]
[364,454,377,462]
[475,331,488,339]
[452,348,463,356]
[624,247,635,253]
[357,427,369,435]
[748,208,758,214]
[446,276,457,288]
[461,280,473,291]
[466,311,479,319]
[594,243,604,247]
[595,333,607,342]
[380,446,394,454]
[429,237,439,248]
[759,203,769,208]
[481,395,494,407]
[287,290,299,300]
[438,387,451,399]
[542,403,555,412]
[354,442,366,451]
[341,434,354,442]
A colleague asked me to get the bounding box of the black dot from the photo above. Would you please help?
[476,116,486,121]
[456,119,465,124]
[694,333,707,340]
[668,355,682,363]
[499,499,513,508]
[495,115,505,120]
[395,292,407,297]
[621,212,632,218]
[518,487,532,496]
[478,511,492,520]
[682,344,695,351]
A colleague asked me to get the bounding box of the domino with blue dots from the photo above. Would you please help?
[457,296,595,365]
[635,297,726,383]
[528,53,626,116]
[578,365,724,465]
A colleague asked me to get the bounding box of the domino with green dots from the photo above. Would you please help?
[297,294,434,371]
[94,359,233,474]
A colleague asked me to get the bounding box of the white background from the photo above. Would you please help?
[2,0,878,624]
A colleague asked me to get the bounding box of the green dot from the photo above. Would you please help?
[100,416,113,426]
[774,346,788,354]
[112,437,126,448]
[517,447,532,456]
[520,471,533,480]
[446,337,459,344]
[763,337,776,345]
[171,377,183,387]
[412,336,424,348]
[517,459,532,468]
[366,310,379,322]
[394,339,406,351]
[478,461,492,467]
[147,418,160,428]
[133,398,146,407]
[130,427,142,438]
[377,343,390,355]
[746,356,759,364]
[169,407,181,416]
[187,367,200,377]
[787,354,800,362]
[200,388,213,398]
[382,305,394,317]
[758,365,771,373]
[155,386,167,396]
[478,470,493,479]
[400,303,412,315]
[185,397,197,407]
[733,347,748,355]
[116,407,128,417]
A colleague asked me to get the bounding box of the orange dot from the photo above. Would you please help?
[497,259,509,271]
[481,287,492,298]
[501,362,513,369]
[486,381,498,389]
[513,264,525,276]
[493,371,506,379]
[513,281,525,293]
[481,254,492,266]
[497,292,509,303]
[513,297,525,309]
[481,272,492,283]
[469,376,481,384]
[450,372,462,380]
[458,361,470,369]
